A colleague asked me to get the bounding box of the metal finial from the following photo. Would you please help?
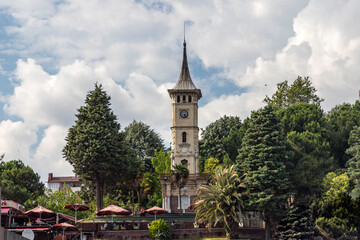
[184,21,186,43]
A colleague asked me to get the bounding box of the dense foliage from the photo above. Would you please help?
[195,166,246,239]
[0,159,44,207]
[63,83,132,211]
[264,76,323,110]
[199,115,242,163]
[274,205,315,240]
[236,105,292,240]
[124,120,164,171]
[149,219,172,240]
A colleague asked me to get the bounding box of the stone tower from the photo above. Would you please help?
[160,40,208,213]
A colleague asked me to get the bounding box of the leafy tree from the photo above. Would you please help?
[274,205,315,240]
[124,120,164,171]
[140,172,162,208]
[277,102,336,205]
[36,185,94,220]
[236,105,292,240]
[264,76,323,110]
[203,158,219,183]
[195,166,247,239]
[326,101,360,167]
[171,164,189,213]
[63,83,132,211]
[312,172,360,239]
[149,219,172,240]
[151,150,171,174]
[346,126,360,197]
[199,115,242,163]
[0,159,44,206]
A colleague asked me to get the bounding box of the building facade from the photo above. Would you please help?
[160,41,208,213]
[47,173,81,193]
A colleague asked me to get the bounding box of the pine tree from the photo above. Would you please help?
[236,105,292,240]
[274,205,315,240]
[63,83,131,211]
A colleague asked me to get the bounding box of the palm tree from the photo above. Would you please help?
[194,165,247,239]
[171,164,189,213]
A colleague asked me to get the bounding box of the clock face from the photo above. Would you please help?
[180,110,188,118]
[181,147,188,153]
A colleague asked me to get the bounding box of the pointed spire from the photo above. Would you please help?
[172,40,198,90]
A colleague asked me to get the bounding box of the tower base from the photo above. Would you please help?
[159,173,208,213]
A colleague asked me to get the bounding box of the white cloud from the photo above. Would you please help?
[1,0,360,180]
[237,0,360,112]
[0,120,37,161]
[32,125,72,181]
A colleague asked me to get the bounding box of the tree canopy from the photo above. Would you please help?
[199,115,242,163]
[63,83,132,211]
[0,159,44,206]
[236,105,292,240]
[264,76,323,110]
[124,120,164,171]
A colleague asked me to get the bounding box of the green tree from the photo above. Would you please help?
[236,105,292,240]
[124,120,164,171]
[0,159,44,206]
[277,102,336,205]
[312,172,360,239]
[346,126,360,197]
[195,166,247,239]
[149,219,172,240]
[274,205,315,240]
[63,83,131,211]
[36,185,94,220]
[151,150,171,174]
[199,115,242,163]
[326,101,360,167]
[171,164,189,213]
[264,76,323,110]
[140,172,162,208]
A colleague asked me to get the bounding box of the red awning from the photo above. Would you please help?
[1,207,10,214]
[7,227,50,232]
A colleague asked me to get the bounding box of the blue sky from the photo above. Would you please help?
[1,0,360,181]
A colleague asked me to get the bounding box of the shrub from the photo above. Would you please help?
[148,219,172,240]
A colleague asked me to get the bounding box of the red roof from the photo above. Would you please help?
[1,207,10,214]
[7,227,50,232]
[48,176,81,183]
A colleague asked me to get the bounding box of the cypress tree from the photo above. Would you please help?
[63,83,131,211]
[236,105,292,240]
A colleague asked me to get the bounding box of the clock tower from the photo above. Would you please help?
[160,40,208,213]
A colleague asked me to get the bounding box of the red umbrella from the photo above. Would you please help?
[63,204,89,223]
[96,205,130,222]
[144,206,168,220]
[24,206,56,222]
[52,222,77,240]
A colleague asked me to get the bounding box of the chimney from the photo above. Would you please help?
[48,173,53,182]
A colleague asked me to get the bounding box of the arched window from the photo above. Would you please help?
[182,132,186,143]
[182,95,186,103]
[188,95,192,102]
[181,159,188,165]
[177,95,180,103]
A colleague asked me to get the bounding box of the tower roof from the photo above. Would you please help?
[169,41,202,98]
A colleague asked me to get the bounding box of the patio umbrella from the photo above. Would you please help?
[52,222,77,240]
[24,206,56,222]
[96,205,130,222]
[144,206,168,220]
[63,204,89,223]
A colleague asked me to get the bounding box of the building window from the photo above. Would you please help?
[182,132,186,142]
[177,95,180,103]
[188,95,192,102]
[181,159,188,165]
[182,95,186,103]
